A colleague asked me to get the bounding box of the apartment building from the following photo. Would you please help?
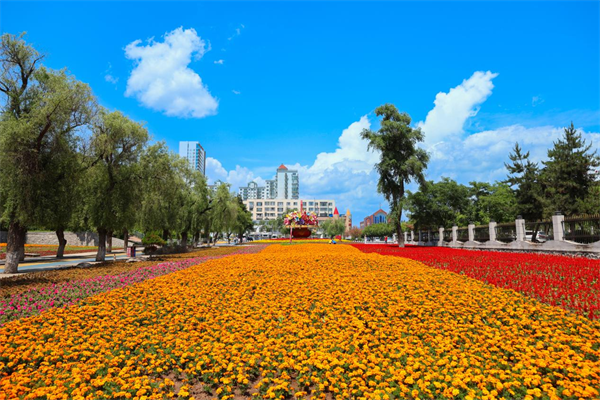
[244,199,336,221]
[178,141,206,175]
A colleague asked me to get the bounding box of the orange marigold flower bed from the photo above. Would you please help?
[0,244,598,399]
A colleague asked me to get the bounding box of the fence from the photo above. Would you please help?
[473,225,490,242]
[563,214,600,244]
[406,213,600,252]
[495,222,516,243]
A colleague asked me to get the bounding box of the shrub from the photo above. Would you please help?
[142,233,165,246]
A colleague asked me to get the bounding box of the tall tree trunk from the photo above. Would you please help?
[396,207,405,248]
[96,228,107,261]
[123,228,129,249]
[106,230,113,253]
[56,229,67,258]
[162,229,169,242]
[193,231,199,247]
[4,221,26,274]
[181,231,188,249]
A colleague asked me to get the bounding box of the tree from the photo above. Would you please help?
[361,104,429,247]
[542,123,599,216]
[207,183,238,244]
[321,218,346,239]
[363,223,395,238]
[232,197,254,241]
[138,143,188,242]
[504,143,546,221]
[466,181,517,225]
[405,178,470,229]
[0,33,95,272]
[81,109,148,261]
[348,226,363,240]
[177,169,210,248]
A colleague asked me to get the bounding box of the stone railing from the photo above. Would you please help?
[403,213,600,253]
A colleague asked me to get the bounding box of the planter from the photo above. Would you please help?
[292,227,312,238]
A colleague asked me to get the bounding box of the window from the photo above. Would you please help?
[278,202,283,206]
[257,202,263,206]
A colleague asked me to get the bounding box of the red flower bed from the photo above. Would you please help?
[351,244,600,320]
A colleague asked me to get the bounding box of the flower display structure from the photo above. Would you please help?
[283,210,319,228]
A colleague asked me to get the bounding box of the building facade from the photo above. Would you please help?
[360,209,388,229]
[178,141,206,175]
[244,199,335,221]
[238,164,299,201]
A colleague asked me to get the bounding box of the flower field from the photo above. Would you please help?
[1,244,599,399]
[351,244,600,320]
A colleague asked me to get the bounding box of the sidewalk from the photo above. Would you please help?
[0,247,141,277]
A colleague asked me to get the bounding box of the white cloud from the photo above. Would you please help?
[426,124,600,183]
[232,90,241,95]
[532,95,544,107]
[418,70,498,148]
[214,59,224,65]
[124,27,218,118]
[228,25,244,41]
[105,74,118,85]
[205,157,265,188]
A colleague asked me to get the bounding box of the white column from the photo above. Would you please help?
[404,232,408,243]
[410,230,414,242]
[418,231,423,245]
[489,221,497,242]
[552,213,564,241]
[452,226,458,242]
[438,227,444,246]
[516,217,525,241]
[468,224,475,242]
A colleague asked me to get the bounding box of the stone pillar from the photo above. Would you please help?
[452,226,458,242]
[418,231,423,245]
[364,235,367,244]
[410,230,414,242]
[489,221,497,242]
[438,227,444,246]
[552,212,564,241]
[468,224,475,242]
[516,217,525,241]
[404,232,408,243]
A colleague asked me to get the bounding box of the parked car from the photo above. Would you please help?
[525,230,548,243]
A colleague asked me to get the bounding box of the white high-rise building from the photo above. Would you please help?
[238,164,299,201]
[275,164,299,199]
[178,141,206,175]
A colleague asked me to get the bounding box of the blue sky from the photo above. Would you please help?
[2,1,599,223]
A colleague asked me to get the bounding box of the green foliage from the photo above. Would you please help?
[321,218,345,238]
[542,123,599,216]
[363,223,395,238]
[79,109,148,243]
[232,197,254,237]
[504,143,546,220]
[361,104,429,245]
[142,233,166,246]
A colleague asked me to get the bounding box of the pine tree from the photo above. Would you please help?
[542,123,600,216]
[504,143,546,221]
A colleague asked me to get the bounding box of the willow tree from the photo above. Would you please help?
[0,33,95,272]
[361,104,429,247]
[81,109,148,261]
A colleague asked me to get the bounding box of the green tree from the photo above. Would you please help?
[207,183,238,244]
[504,143,546,221]
[81,109,148,261]
[321,218,346,239]
[138,143,188,242]
[361,104,429,247]
[542,123,599,216]
[348,226,363,240]
[177,169,211,248]
[363,223,395,238]
[232,197,254,241]
[405,178,470,229]
[0,33,95,272]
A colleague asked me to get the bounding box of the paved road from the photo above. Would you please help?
[0,249,138,274]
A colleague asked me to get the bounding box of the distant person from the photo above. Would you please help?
[385,236,388,244]
[329,238,337,244]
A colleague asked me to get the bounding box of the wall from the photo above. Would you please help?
[0,231,125,247]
